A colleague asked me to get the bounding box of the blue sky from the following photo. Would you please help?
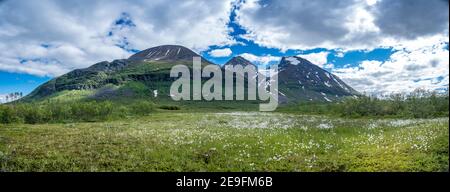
[202,6,395,67]
[0,71,50,94]
[0,0,448,98]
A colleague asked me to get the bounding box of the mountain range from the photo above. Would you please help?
[23,45,358,105]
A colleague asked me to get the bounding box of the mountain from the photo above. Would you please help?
[223,56,256,67]
[277,56,358,102]
[22,45,358,105]
[128,45,213,64]
[128,45,198,61]
[222,55,357,103]
[24,45,213,100]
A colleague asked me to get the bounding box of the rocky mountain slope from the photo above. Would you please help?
[277,56,358,102]
[23,45,358,104]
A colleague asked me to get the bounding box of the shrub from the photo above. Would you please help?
[130,100,155,115]
[69,101,114,121]
[0,105,22,124]
[48,102,72,122]
[336,89,449,118]
[0,99,157,124]
[21,105,50,124]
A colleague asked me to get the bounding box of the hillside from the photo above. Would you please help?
[22,45,358,107]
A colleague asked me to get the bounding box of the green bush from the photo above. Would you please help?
[0,105,22,124]
[69,101,114,121]
[336,89,449,118]
[130,100,155,115]
[281,89,448,119]
[0,100,155,124]
[48,102,72,122]
[21,105,50,124]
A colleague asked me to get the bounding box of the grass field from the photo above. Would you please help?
[0,112,448,172]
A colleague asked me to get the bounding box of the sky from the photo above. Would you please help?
[0,0,448,101]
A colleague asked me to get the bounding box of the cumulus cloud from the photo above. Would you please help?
[209,48,232,57]
[297,52,329,68]
[0,0,448,95]
[334,37,449,94]
[235,0,375,50]
[372,0,449,39]
[239,53,280,65]
[235,0,449,50]
[233,0,449,93]
[0,0,235,76]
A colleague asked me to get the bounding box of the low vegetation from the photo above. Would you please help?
[0,112,447,171]
[0,89,448,172]
[0,100,155,124]
[279,89,449,118]
[1,89,448,124]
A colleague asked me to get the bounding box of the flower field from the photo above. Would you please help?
[0,112,448,171]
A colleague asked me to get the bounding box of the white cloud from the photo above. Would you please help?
[372,0,449,39]
[209,48,232,57]
[236,0,377,50]
[0,94,5,103]
[235,0,449,50]
[335,51,345,58]
[297,52,329,68]
[334,37,449,94]
[0,0,236,77]
[0,0,448,96]
[237,0,449,92]
[232,0,449,93]
[0,93,22,104]
[239,53,280,65]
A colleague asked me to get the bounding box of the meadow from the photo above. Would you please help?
[0,90,448,172]
[0,112,448,172]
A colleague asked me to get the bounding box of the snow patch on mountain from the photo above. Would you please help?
[286,57,300,65]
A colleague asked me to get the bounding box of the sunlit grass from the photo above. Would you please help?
[44,90,95,102]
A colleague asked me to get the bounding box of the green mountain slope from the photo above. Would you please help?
[22,45,358,109]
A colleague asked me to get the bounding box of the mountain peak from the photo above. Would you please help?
[128,45,199,62]
[277,55,358,102]
[280,56,312,67]
[24,44,358,103]
[224,56,256,67]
